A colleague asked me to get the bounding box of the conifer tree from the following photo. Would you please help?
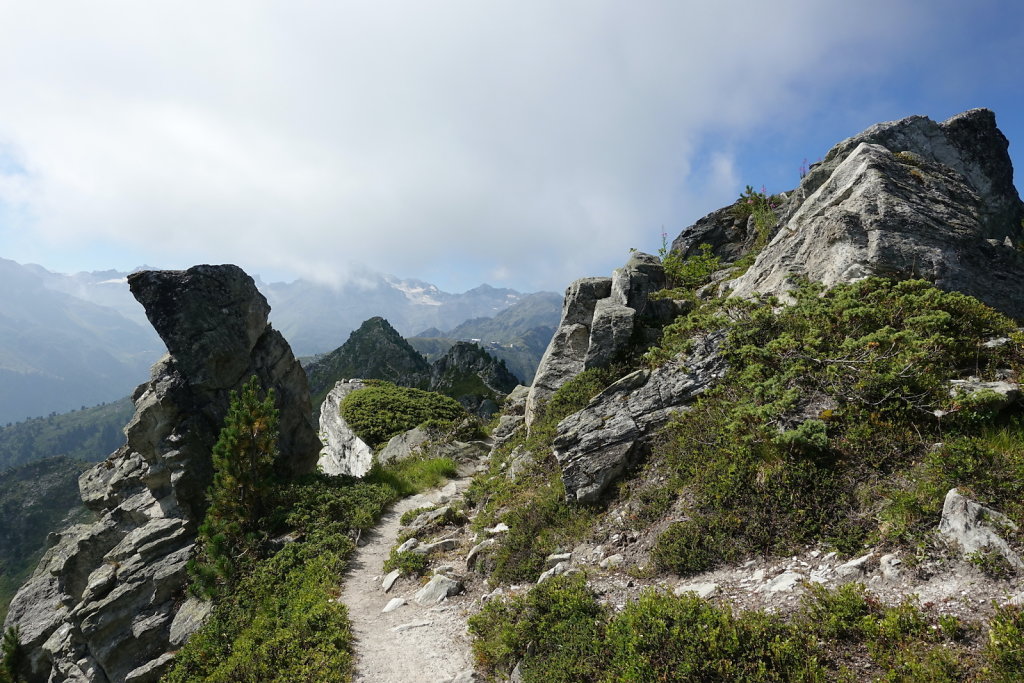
[189,376,280,597]
[1,626,22,683]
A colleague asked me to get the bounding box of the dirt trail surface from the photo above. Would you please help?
[341,477,479,683]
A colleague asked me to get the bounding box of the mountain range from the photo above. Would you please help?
[0,259,559,424]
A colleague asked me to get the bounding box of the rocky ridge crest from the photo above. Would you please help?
[3,264,319,683]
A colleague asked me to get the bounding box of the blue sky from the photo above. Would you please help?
[0,1,1022,293]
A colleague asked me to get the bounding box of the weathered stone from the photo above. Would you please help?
[938,488,1023,568]
[879,554,902,583]
[598,554,624,570]
[674,582,720,599]
[584,299,635,368]
[611,251,675,324]
[671,204,761,265]
[554,332,726,503]
[396,538,419,553]
[123,652,175,683]
[760,571,803,594]
[167,597,213,648]
[466,539,497,571]
[4,264,319,683]
[378,426,431,466]
[413,575,463,606]
[504,385,531,414]
[834,553,875,584]
[727,111,1024,320]
[412,537,459,556]
[382,569,402,592]
[317,379,375,477]
[537,561,570,584]
[525,277,611,426]
[545,552,572,568]
[382,598,406,614]
[491,414,525,444]
[505,446,534,482]
[947,379,1020,408]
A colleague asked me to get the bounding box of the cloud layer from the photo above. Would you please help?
[0,1,1007,291]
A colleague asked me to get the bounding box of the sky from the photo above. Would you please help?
[0,1,1022,293]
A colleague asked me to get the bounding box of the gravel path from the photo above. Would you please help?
[341,482,477,683]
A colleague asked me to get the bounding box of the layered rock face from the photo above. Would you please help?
[317,379,375,477]
[525,252,676,427]
[727,109,1024,317]
[4,265,319,683]
[553,331,726,503]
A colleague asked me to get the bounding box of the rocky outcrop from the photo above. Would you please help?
[317,380,375,476]
[552,331,726,503]
[525,253,679,427]
[429,342,520,418]
[938,488,1023,569]
[670,204,762,265]
[305,316,432,407]
[3,264,319,683]
[377,426,431,466]
[726,110,1024,319]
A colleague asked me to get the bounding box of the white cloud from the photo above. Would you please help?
[0,0,983,291]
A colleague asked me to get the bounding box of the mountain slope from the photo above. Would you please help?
[407,291,561,384]
[0,258,163,424]
[0,397,133,471]
[262,275,536,356]
[305,317,432,408]
[0,456,91,623]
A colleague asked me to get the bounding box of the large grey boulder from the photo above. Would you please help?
[525,253,679,428]
[4,264,319,683]
[317,379,375,476]
[553,332,726,503]
[377,425,431,466]
[938,488,1023,569]
[727,110,1024,319]
[525,277,610,426]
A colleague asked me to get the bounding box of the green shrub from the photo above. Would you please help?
[400,506,436,526]
[365,455,457,498]
[382,549,428,576]
[984,605,1024,681]
[645,278,1024,570]
[167,475,396,682]
[0,627,22,683]
[658,240,721,295]
[340,382,467,449]
[605,591,825,682]
[471,580,976,682]
[469,574,607,682]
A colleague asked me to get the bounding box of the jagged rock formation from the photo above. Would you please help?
[541,108,1024,508]
[3,264,319,683]
[725,109,1024,318]
[305,317,431,408]
[429,342,519,418]
[317,380,375,477]
[553,332,726,503]
[525,252,677,427]
[308,317,521,422]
